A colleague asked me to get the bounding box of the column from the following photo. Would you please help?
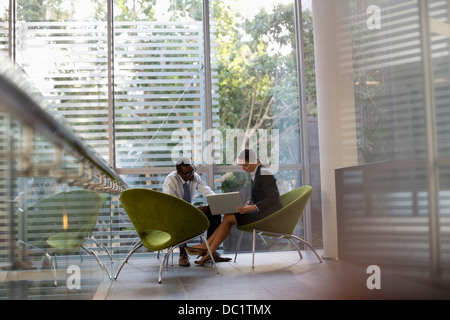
[312,0,358,259]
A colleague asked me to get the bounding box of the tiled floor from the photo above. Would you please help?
[103,250,450,300]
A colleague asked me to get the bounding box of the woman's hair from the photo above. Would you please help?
[237,149,259,164]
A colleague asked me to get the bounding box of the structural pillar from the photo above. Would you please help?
[312,0,358,259]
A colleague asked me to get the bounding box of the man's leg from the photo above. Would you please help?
[203,206,221,238]
[178,244,190,267]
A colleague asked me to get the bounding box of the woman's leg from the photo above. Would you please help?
[207,214,237,253]
[193,214,237,265]
[191,214,237,253]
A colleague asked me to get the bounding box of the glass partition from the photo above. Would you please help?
[1,0,319,300]
[209,0,320,251]
[0,60,125,299]
[332,0,450,281]
[0,0,7,56]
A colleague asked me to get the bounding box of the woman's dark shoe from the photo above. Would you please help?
[185,246,206,257]
[194,254,212,265]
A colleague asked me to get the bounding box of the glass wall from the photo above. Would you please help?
[0,60,125,299]
[1,0,319,296]
[14,0,111,162]
[208,0,321,251]
[0,0,7,55]
[330,0,450,280]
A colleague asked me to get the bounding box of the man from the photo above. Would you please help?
[162,158,223,266]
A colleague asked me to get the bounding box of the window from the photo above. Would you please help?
[3,0,320,257]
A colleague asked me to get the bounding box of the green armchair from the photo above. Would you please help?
[234,186,322,267]
[24,189,109,283]
[114,188,218,283]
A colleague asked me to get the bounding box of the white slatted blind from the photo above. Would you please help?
[1,19,219,256]
[15,21,110,161]
[5,20,219,171]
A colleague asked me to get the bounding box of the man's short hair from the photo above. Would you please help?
[175,157,192,171]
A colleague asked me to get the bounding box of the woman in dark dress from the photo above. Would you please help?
[186,149,282,265]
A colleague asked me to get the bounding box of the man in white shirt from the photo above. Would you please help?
[163,158,221,266]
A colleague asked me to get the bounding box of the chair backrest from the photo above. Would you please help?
[280,185,313,209]
[277,186,313,234]
[26,189,106,250]
[239,186,312,235]
[119,188,209,251]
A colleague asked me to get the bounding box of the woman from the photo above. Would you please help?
[186,149,282,265]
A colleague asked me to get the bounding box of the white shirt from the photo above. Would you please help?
[251,164,260,181]
[162,171,215,203]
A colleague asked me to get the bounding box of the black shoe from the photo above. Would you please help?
[213,252,231,262]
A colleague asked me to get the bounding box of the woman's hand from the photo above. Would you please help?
[236,204,257,214]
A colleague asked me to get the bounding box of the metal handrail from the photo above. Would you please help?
[0,56,127,191]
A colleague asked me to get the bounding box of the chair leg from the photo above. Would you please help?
[114,241,143,279]
[159,246,177,283]
[244,230,322,268]
[81,245,112,279]
[158,232,219,283]
[234,231,244,262]
[288,238,304,260]
[252,229,256,268]
[201,232,218,274]
[84,237,113,263]
[289,234,322,263]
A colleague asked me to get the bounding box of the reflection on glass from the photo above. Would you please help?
[334,0,450,280]
[0,113,115,299]
[0,0,8,57]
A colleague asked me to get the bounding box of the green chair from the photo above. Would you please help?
[114,188,218,283]
[234,186,322,268]
[24,189,109,283]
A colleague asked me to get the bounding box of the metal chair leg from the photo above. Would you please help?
[158,232,219,283]
[81,245,112,279]
[289,234,322,263]
[237,229,322,268]
[114,241,143,279]
[159,246,177,283]
[252,229,256,268]
[201,232,218,274]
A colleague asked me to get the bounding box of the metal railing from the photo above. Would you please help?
[0,57,127,193]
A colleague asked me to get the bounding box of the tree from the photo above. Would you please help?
[215,3,316,173]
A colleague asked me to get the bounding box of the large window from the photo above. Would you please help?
[1,0,320,255]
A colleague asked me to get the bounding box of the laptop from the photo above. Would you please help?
[206,192,243,215]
